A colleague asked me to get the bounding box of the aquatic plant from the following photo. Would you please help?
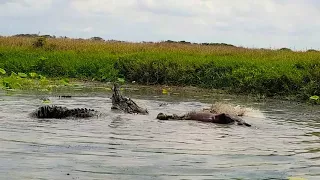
[0,69,70,91]
[0,68,5,75]
[309,95,319,104]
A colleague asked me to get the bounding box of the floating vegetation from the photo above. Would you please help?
[308,95,319,104]
[162,88,169,95]
[0,68,6,75]
[0,70,73,92]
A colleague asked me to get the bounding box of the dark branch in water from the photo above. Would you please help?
[111,84,148,114]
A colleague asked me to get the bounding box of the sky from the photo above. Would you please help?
[1,0,320,50]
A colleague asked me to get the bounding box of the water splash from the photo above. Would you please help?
[203,102,265,118]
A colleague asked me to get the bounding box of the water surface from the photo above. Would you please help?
[0,89,319,180]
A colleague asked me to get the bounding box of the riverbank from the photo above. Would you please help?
[0,36,319,103]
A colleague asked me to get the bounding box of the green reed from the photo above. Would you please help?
[0,36,319,102]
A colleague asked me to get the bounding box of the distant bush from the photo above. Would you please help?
[179,40,191,44]
[13,34,55,38]
[278,48,292,52]
[90,37,104,41]
[162,40,236,47]
[164,40,175,43]
[14,34,39,38]
[306,49,318,52]
[201,43,236,47]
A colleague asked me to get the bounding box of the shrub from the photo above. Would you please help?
[33,37,47,48]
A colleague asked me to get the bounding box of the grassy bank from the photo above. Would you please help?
[0,36,319,103]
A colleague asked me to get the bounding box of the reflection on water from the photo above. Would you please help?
[0,89,319,180]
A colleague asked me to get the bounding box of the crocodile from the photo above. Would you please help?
[31,84,148,119]
[111,84,148,114]
[31,84,251,127]
[31,105,99,119]
[156,111,251,127]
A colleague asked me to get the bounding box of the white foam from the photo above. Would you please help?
[204,102,265,119]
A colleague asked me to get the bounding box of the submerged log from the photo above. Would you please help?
[31,105,98,119]
[111,84,148,114]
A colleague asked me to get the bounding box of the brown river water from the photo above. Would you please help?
[0,87,319,180]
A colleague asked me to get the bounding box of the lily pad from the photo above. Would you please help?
[309,95,319,101]
[29,72,38,79]
[42,100,51,104]
[162,88,168,94]
[60,79,70,86]
[10,72,17,77]
[0,68,6,75]
[18,72,28,78]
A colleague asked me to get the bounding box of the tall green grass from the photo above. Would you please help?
[0,36,319,102]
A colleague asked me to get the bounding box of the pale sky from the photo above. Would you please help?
[1,0,320,49]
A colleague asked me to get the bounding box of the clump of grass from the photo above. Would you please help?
[0,36,319,102]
